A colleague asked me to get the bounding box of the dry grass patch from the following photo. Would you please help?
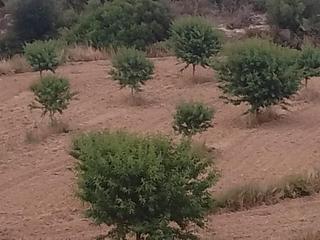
[292,231,320,240]
[0,59,13,75]
[145,41,173,58]
[10,55,32,73]
[0,55,32,75]
[66,45,108,62]
[25,120,70,144]
[214,170,320,212]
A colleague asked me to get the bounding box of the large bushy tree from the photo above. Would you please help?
[12,0,59,43]
[66,0,171,50]
[71,131,218,240]
[217,39,301,114]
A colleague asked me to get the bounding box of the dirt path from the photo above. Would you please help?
[1,58,320,239]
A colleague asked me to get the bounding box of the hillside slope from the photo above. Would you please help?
[1,58,320,239]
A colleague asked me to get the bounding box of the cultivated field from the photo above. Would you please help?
[1,57,320,240]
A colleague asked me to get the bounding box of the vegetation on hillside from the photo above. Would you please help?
[1,0,320,238]
[30,75,76,123]
[217,39,301,114]
[71,131,218,240]
[110,48,154,96]
[65,0,171,50]
[170,16,222,77]
[173,102,214,137]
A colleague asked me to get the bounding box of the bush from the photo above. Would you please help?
[24,40,63,77]
[170,16,222,77]
[71,131,217,240]
[110,48,154,96]
[217,39,301,114]
[173,102,214,137]
[66,0,171,50]
[297,46,320,87]
[12,0,59,43]
[30,75,75,123]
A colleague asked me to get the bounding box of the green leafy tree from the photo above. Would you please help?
[24,40,62,77]
[12,0,59,43]
[66,0,171,50]
[71,131,218,240]
[170,16,222,77]
[217,39,301,114]
[110,48,154,96]
[173,102,214,137]
[30,75,75,123]
[297,46,320,87]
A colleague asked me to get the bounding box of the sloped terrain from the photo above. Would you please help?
[1,58,320,240]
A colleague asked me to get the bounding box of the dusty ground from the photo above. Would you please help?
[1,57,320,240]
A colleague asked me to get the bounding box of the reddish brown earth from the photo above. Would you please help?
[1,57,320,240]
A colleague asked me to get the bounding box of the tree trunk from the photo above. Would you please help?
[305,77,309,88]
[192,64,196,77]
[136,233,142,240]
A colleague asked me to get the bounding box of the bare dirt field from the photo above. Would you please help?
[1,57,320,240]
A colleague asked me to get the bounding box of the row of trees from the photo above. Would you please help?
[2,0,320,57]
[26,16,320,123]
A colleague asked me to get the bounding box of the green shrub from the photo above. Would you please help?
[66,0,171,50]
[110,48,154,96]
[12,0,59,43]
[170,16,222,77]
[24,40,63,77]
[217,39,301,114]
[173,102,214,137]
[30,75,75,123]
[71,131,218,240]
[297,46,320,87]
